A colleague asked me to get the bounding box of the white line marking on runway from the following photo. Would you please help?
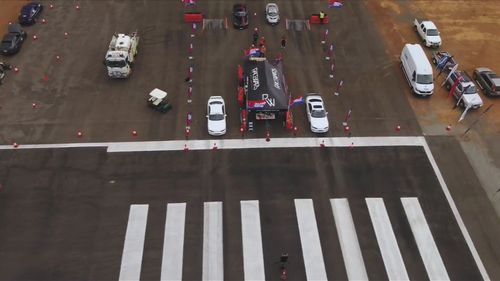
[203,202,224,281]
[366,198,409,281]
[330,199,368,281]
[401,197,449,280]
[161,203,187,281]
[0,136,424,152]
[119,204,149,281]
[241,200,265,281]
[422,140,490,281]
[294,199,328,281]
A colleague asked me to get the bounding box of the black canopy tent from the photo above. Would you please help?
[243,59,290,112]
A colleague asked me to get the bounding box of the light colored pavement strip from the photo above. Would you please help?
[366,198,410,281]
[294,199,328,281]
[401,197,449,281]
[241,200,266,281]
[203,202,224,281]
[161,203,187,281]
[330,199,368,281]
[119,204,149,281]
[422,140,490,281]
[0,136,425,151]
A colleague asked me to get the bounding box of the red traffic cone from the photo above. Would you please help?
[33,35,38,40]
[64,32,69,38]
[14,67,19,73]
[77,130,83,138]
[131,130,138,137]
[13,142,19,148]
[41,18,46,24]
[395,125,401,132]
[344,126,350,133]
[75,5,80,10]
[32,103,37,109]
[446,124,452,131]
[49,4,54,9]
[55,55,61,61]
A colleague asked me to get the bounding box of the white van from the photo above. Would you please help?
[400,44,434,96]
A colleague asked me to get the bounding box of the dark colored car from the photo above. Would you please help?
[473,67,500,97]
[18,2,43,25]
[233,4,249,29]
[0,24,27,55]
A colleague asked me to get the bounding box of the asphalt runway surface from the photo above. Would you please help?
[0,145,486,280]
[0,0,421,144]
[1,1,499,280]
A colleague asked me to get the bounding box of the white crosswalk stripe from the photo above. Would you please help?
[294,199,328,281]
[203,201,224,281]
[366,198,410,281]
[241,200,266,281]
[401,197,450,281]
[330,198,368,281]
[119,204,149,281]
[118,198,456,281]
[161,203,186,281]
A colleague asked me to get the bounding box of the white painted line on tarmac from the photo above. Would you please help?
[203,202,224,281]
[330,199,368,281]
[401,198,449,281]
[366,198,409,281]
[241,200,265,281]
[0,136,425,152]
[421,140,490,281]
[161,203,187,281]
[119,204,149,281]
[294,199,328,281]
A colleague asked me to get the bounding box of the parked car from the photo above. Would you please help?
[413,19,441,48]
[445,71,483,109]
[473,68,500,97]
[233,4,249,29]
[18,2,43,25]
[306,95,329,133]
[207,96,227,136]
[265,3,280,24]
[0,24,27,55]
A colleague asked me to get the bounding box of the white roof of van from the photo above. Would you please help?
[405,44,433,75]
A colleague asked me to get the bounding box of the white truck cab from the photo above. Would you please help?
[401,44,434,96]
[105,32,139,78]
[414,19,442,48]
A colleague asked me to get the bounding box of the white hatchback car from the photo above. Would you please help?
[265,3,279,24]
[306,95,329,133]
[206,96,227,136]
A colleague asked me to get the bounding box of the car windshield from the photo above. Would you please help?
[209,114,224,121]
[311,110,326,118]
[106,60,127,68]
[427,29,439,36]
[463,85,477,95]
[235,11,247,16]
[416,74,433,84]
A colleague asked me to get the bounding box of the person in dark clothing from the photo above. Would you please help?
[253,28,259,45]
[281,36,286,48]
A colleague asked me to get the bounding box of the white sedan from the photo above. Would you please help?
[206,96,227,136]
[306,95,329,133]
[265,3,279,24]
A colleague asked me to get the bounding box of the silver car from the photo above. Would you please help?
[265,3,279,24]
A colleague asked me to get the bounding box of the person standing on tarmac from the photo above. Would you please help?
[253,28,259,45]
[319,10,325,24]
[259,36,266,48]
[281,36,287,48]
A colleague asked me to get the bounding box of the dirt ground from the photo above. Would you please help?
[0,1,26,35]
[367,0,500,216]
